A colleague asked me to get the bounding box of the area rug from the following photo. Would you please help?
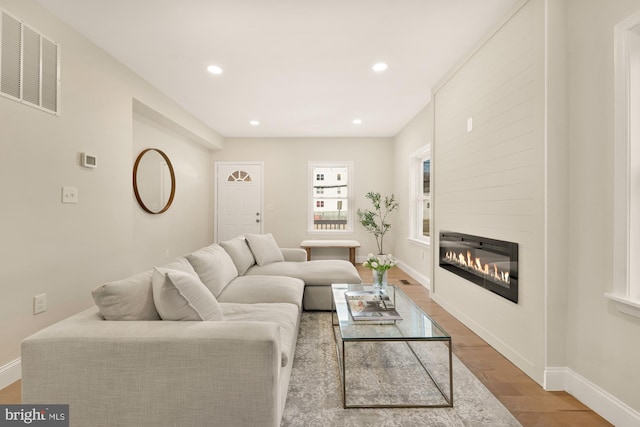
[281,312,522,427]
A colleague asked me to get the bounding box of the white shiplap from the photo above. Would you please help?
[432,0,546,383]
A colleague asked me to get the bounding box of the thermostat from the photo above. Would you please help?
[81,153,97,168]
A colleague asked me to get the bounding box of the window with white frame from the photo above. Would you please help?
[609,13,640,317]
[309,162,352,232]
[410,145,431,245]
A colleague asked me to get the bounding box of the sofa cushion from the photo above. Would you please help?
[220,302,299,368]
[216,275,304,309]
[186,244,238,297]
[159,256,199,276]
[246,259,362,285]
[92,270,160,320]
[219,237,255,275]
[245,233,284,266]
[152,268,224,321]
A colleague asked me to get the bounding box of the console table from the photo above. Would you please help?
[300,240,360,265]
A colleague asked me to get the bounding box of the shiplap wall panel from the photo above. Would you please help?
[432,0,546,382]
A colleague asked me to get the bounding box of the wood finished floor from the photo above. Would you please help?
[381,267,612,427]
[0,266,612,426]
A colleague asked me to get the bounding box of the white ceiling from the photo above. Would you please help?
[36,0,520,138]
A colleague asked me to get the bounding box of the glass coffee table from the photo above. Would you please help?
[331,283,453,408]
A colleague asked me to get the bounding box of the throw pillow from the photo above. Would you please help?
[245,233,285,266]
[152,268,224,321]
[219,237,256,275]
[92,270,160,320]
[186,244,239,297]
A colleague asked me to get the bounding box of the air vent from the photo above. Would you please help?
[0,9,59,114]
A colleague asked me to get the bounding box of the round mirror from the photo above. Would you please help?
[133,148,176,214]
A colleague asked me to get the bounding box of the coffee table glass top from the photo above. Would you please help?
[332,284,450,341]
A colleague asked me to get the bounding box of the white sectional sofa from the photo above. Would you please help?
[21,234,361,427]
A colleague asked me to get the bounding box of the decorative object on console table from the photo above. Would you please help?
[356,192,398,255]
[362,253,397,291]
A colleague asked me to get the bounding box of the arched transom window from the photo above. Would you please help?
[227,170,252,182]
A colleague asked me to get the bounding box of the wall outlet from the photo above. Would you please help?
[33,293,47,314]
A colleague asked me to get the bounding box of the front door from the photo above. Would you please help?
[215,162,263,242]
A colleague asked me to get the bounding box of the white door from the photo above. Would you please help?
[215,163,263,242]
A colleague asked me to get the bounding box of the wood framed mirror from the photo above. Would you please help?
[133,148,176,214]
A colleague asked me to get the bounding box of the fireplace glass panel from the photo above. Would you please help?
[439,231,518,303]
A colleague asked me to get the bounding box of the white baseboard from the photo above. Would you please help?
[430,292,536,380]
[544,367,640,427]
[397,261,431,290]
[0,358,21,390]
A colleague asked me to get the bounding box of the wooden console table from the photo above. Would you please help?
[300,240,361,265]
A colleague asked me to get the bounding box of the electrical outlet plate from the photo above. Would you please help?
[34,293,47,314]
[62,186,78,204]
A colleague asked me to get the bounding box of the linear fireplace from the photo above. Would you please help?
[439,231,518,303]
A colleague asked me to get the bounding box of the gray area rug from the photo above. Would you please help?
[281,312,522,427]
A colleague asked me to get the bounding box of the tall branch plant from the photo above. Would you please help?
[357,192,398,255]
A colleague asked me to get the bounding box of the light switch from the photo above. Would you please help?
[62,186,78,204]
[467,117,473,132]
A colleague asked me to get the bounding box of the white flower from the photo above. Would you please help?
[370,261,379,269]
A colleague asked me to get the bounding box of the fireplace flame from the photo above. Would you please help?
[444,250,511,284]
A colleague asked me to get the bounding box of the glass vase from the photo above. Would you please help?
[372,270,388,292]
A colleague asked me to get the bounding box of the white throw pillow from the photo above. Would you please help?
[219,237,256,275]
[152,268,224,321]
[186,244,239,297]
[245,233,285,266]
[92,270,160,321]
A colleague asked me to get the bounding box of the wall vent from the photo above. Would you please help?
[0,9,59,114]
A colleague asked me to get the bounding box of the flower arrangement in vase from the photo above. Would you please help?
[362,253,397,291]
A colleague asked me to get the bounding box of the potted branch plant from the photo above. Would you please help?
[356,192,398,255]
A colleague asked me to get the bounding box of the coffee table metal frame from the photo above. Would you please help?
[331,283,453,409]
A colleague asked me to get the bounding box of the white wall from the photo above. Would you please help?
[566,0,640,414]
[213,138,394,259]
[396,0,640,421]
[0,0,219,379]
[392,104,433,286]
[132,112,214,271]
[431,0,546,383]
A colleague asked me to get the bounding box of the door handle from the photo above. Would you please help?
[256,219,260,223]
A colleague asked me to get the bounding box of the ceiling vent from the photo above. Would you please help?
[1,9,59,114]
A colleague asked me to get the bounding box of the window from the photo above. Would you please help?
[609,13,640,317]
[309,162,353,232]
[227,170,252,182]
[410,145,431,245]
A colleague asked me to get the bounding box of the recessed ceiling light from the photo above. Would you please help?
[352,119,363,125]
[372,62,388,73]
[250,120,260,126]
[207,65,223,75]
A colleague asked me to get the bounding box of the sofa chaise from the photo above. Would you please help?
[21,233,361,427]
